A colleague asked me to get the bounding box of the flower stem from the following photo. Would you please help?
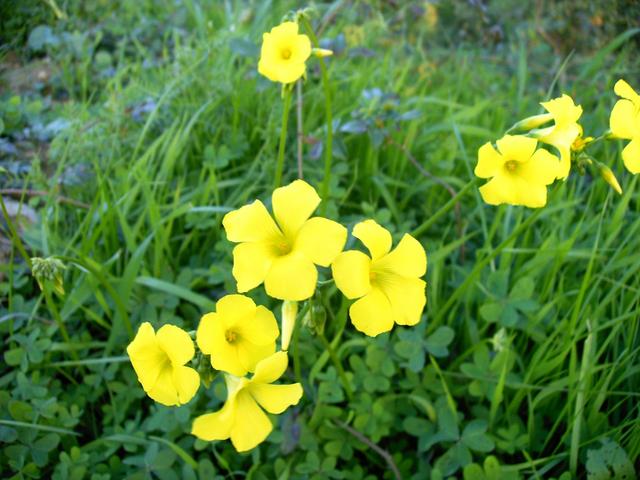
[0,194,33,269]
[319,331,353,402]
[300,17,333,214]
[43,283,78,361]
[273,87,293,189]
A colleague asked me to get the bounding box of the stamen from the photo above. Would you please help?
[281,48,292,60]
[505,160,518,172]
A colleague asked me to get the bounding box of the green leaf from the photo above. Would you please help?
[586,438,634,480]
[462,420,494,452]
[425,326,455,357]
[480,302,503,323]
[136,276,216,310]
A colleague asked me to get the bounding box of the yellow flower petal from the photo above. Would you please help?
[236,340,276,375]
[331,250,372,299]
[352,219,392,260]
[172,365,200,404]
[475,142,504,178]
[252,351,289,384]
[231,242,276,293]
[195,313,220,354]
[622,139,640,174]
[294,217,347,267]
[197,313,244,376]
[249,383,303,414]
[377,275,426,326]
[614,79,639,102]
[374,234,427,278]
[540,94,583,126]
[496,135,537,161]
[349,287,394,337]
[229,391,273,452]
[127,322,165,391]
[191,400,236,441]
[216,294,257,327]
[223,200,282,243]
[518,149,560,185]
[479,174,547,208]
[156,324,194,366]
[264,252,317,300]
[235,305,279,346]
[146,367,179,406]
[610,99,636,140]
[272,180,320,240]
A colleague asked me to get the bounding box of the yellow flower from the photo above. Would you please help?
[191,351,303,452]
[126,323,200,406]
[475,135,560,208]
[533,94,583,179]
[197,294,278,377]
[258,22,311,84]
[331,220,427,337]
[610,79,640,174]
[223,180,347,301]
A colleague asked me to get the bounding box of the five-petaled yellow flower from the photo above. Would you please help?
[191,351,303,452]
[532,94,583,179]
[475,135,560,208]
[610,79,640,174]
[223,180,347,301]
[331,220,427,337]
[197,294,278,377]
[127,323,200,406]
[258,22,311,84]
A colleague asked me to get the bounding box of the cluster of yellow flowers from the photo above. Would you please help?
[475,80,640,208]
[128,177,428,452]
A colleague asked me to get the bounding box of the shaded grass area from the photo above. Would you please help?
[1,1,639,478]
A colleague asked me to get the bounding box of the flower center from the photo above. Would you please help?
[225,330,238,343]
[504,160,518,173]
[276,240,292,255]
[281,48,292,60]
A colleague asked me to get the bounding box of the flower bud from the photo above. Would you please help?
[301,303,326,336]
[510,113,553,132]
[31,257,66,295]
[311,48,333,58]
[599,164,622,195]
[281,301,298,351]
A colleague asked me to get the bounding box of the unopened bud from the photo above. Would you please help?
[302,303,326,336]
[195,353,216,388]
[31,257,66,295]
[510,113,553,132]
[281,301,298,351]
[599,164,622,195]
[311,48,333,58]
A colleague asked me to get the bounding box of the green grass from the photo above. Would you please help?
[1,1,639,479]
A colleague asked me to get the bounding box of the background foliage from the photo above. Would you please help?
[1,1,639,478]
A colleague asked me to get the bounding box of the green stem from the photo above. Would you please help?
[273,87,293,189]
[319,332,353,402]
[300,17,333,213]
[411,179,478,237]
[43,284,78,361]
[0,194,33,269]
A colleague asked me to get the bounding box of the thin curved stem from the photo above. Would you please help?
[319,332,353,402]
[273,87,293,189]
[300,17,333,213]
